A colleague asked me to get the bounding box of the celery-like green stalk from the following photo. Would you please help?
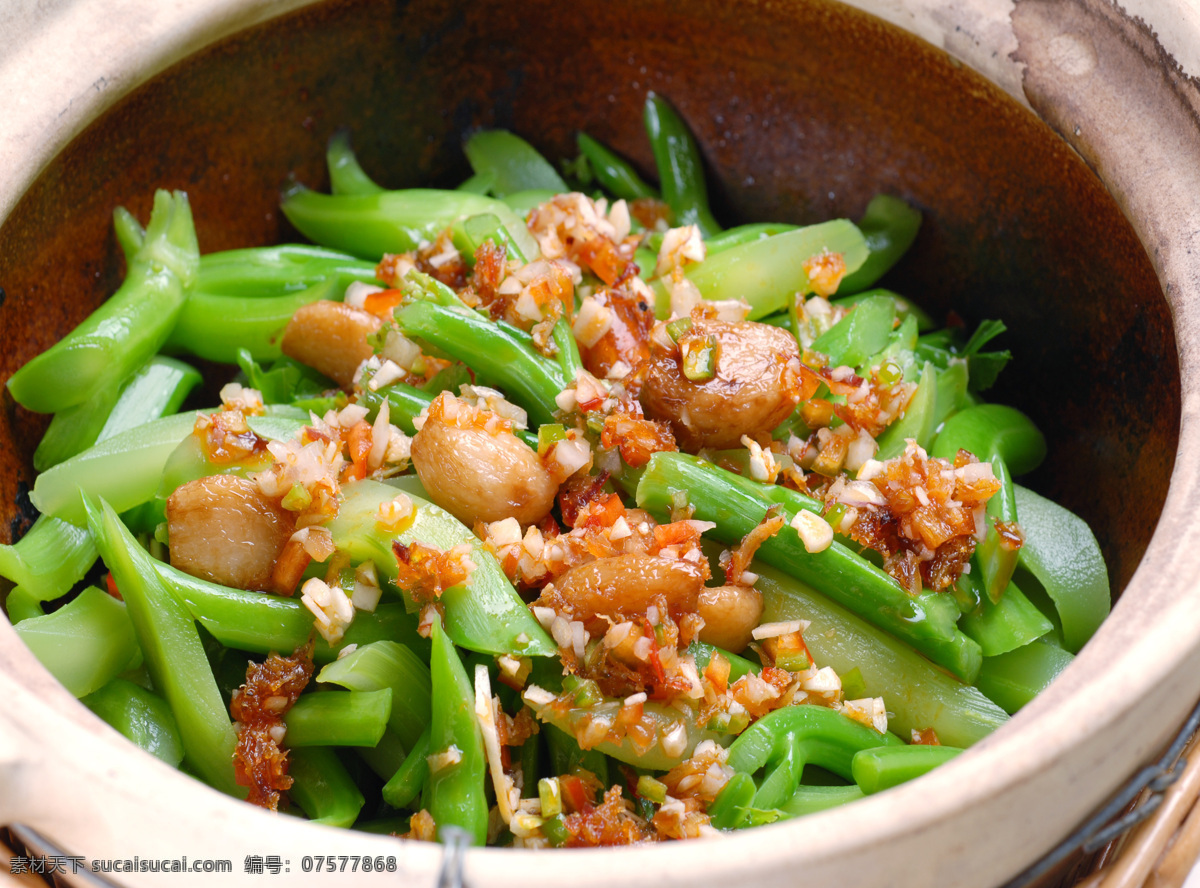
[83,495,242,797]
[0,514,97,601]
[284,689,393,748]
[756,561,1007,747]
[316,641,431,751]
[14,586,141,697]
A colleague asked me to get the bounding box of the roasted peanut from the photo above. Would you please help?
[641,319,801,450]
[166,474,294,591]
[547,552,706,623]
[697,584,764,653]
[411,418,556,526]
[280,300,381,388]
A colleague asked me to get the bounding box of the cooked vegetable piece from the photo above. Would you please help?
[851,744,962,795]
[280,186,538,262]
[83,494,242,797]
[0,514,98,602]
[34,355,202,471]
[465,130,568,197]
[638,453,983,682]
[82,678,185,767]
[656,220,868,320]
[643,93,721,238]
[756,561,1008,747]
[14,586,141,697]
[837,194,922,294]
[327,480,555,657]
[576,132,658,202]
[283,689,393,748]
[316,641,431,751]
[288,746,365,827]
[424,620,488,845]
[1012,485,1110,652]
[327,129,385,196]
[7,190,198,414]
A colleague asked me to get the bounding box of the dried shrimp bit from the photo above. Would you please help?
[804,361,918,441]
[831,441,1004,594]
[271,525,335,597]
[374,253,417,289]
[649,740,734,840]
[280,300,382,389]
[392,539,476,606]
[630,197,672,231]
[640,318,803,450]
[578,278,658,384]
[490,257,578,335]
[726,665,804,719]
[460,237,511,313]
[527,192,639,287]
[802,249,848,298]
[166,475,295,593]
[600,409,677,470]
[720,509,786,586]
[410,391,557,526]
[557,470,614,529]
[559,785,657,847]
[192,407,269,465]
[659,740,733,804]
[417,228,469,290]
[231,643,314,811]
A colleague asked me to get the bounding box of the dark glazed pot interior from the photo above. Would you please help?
[0,0,1177,601]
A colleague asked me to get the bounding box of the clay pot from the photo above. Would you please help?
[1,1,1198,886]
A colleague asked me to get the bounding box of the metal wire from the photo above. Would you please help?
[436,826,472,888]
[1001,696,1200,888]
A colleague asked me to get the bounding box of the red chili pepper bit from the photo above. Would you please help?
[105,572,123,601]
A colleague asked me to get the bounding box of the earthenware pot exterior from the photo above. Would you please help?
[2,1,1200,886]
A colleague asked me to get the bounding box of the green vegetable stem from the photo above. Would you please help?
[283,689,393,748]
[83,494,242,798]
[464,130,568,197]
[576,132,659,202]
[638,453,983,682]
[8,190,198,414]
[281,185,538,262]
[643,93,721,238]
[327,480,555,657]
[423,620,488,845]
[837,194,922,294]
[716,705,902,825]
[931,404,1047,603]
[326,129,385,196]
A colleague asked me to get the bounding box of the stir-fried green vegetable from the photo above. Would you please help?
[2,95,1111,848]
